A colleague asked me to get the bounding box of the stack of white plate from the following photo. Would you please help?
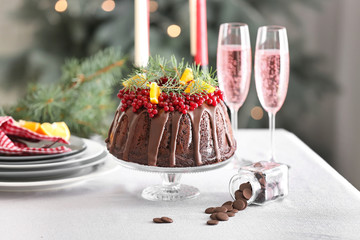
[0,136,117,191]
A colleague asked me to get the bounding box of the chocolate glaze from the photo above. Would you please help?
[106,101,236,167]
[169,112,182,167]
[147,110,169,166]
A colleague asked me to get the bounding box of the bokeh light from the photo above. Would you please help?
[251,106,264,120]
[167,25,181,38]
[54,0,68,13]
[150,1,159,13]
[102,0,116,12]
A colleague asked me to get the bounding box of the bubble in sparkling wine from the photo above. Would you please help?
[217,45,251,110]
[255,49,289,114]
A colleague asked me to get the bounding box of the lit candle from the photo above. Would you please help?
[194,0,208,68]
[189,0,196,56]
[134,0,150,67]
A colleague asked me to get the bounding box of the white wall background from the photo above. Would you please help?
[0,0,33,105]
[295,0,360,189]
[335,0,360,189]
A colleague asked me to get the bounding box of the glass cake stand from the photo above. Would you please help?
[111,156,233,201]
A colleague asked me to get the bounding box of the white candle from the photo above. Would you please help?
[189,0,197,56]
[134,0,150,67]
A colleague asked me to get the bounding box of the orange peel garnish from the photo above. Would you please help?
[149,82,161,104]
[179,68,194,85]
[184,80,216,94]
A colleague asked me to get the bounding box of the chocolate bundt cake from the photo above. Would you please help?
[106,100,236,167]
[105,57,237,167]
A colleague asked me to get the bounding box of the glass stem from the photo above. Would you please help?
[268,112,276,162]
[230,108,238,132]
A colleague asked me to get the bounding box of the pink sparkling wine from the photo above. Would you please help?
[217,45,252,110]
[255,49,289,114]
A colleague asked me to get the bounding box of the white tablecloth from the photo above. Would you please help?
[1,129,359,240]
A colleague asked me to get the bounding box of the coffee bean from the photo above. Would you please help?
[233,199,247,210]
[255,172,263,180]
[153,218,163,223]
[239,182,251,191]
[223,204,233,212]
[242,188,252,200]
[254,162,263,167]
[207,220,219,225]
[210,213,217,220]
[231,209,239,213]
[227,212,235,217]
[216,212,229,221]
[161,217,173,223]
[205,207,215,214]
[256,192,265,203]
[222,201,233,206]
[259,177,266,186]
[235,190,243,200]
[235,191,247,201]
[214,206,227,213]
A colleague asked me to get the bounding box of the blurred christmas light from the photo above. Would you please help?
[102,0,115,12]
[150,1,159,13]
[251,106,264,120]
[55,0,68,12]
[167,25,181,38]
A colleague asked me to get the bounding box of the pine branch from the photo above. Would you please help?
[5,47,126,137]
[122,55,218,95]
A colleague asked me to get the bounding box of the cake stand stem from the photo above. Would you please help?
[141,173,200,201]
[161,173,181,190]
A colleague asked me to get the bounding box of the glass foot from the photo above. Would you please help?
[141,173,200,201]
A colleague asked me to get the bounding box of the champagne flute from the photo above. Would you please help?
[217,23,252,133]
[254,26,290,162]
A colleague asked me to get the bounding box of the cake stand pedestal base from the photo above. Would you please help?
[111,156,233,201]
[141,173,199,201]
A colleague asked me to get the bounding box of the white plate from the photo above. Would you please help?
[0,150,88,165]
[0,139,105,170]
[0,158,119,192]
[0,152,107,180]
[0,136,87,161]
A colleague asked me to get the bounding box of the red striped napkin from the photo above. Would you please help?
[0,116,71,156]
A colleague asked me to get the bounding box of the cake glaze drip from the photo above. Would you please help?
[106,101,236,167]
